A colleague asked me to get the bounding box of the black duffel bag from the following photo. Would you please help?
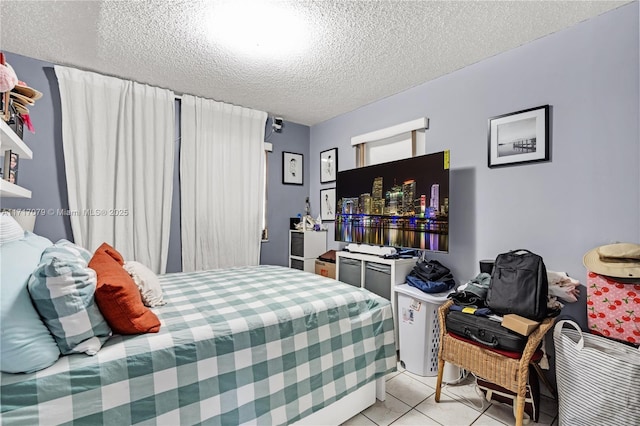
[412,259,450,282]
[486,249,549,321]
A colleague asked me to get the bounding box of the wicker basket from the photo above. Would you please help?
[435,300,555,426]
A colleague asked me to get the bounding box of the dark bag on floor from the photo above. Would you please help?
[477,365,540,422]
[445,310,528,352]
[486,249,549,321]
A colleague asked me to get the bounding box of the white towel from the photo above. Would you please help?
[547,271,580,303]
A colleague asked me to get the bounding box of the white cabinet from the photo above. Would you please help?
[289,230,327,273]
[0,120,32,198]
[336,251,416,349]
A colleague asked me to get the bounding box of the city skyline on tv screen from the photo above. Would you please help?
[335,151,449,252]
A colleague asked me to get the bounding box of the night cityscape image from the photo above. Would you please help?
[335,151,449,252]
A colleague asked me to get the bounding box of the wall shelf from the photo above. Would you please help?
[0,179,32,198]
[1,120,32,198]
[1,120,32,159]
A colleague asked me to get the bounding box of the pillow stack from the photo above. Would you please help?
[1,211,164,374]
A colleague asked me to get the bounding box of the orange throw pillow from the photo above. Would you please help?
[99,242,125,265]
[89,243,160,334]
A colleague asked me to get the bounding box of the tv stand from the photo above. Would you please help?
[336,251,416,349]
[345,243,397,257]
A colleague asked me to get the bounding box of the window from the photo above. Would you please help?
[351,118,429,166]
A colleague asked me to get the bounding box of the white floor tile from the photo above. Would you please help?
[402,369,440,389]
[386,373,436,407]
[471,413,509,425]
[341,413,377,426]
[484,398,557,426]
[440,376,490,412]
[362,393,411,426]
[414,393,483,425]
[484,403,518,425]
[390,409,442,425]
[357,362,558,426]
[386,369,402,382]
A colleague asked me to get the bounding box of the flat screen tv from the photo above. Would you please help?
[335,151,449,252]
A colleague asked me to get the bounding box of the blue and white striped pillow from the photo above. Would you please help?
[28,240,111,355]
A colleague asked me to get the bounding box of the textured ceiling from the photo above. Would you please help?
[0,0,630,126]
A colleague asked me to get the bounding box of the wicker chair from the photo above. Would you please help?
[435,300,555,426]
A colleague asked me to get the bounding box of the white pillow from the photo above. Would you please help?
[0,212,24,245]
[123,261,166,307]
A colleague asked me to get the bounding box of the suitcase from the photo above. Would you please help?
[445,310,528,352]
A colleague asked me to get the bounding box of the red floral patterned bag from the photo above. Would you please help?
[586,271,640,345]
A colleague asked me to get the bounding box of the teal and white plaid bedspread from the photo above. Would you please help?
[1,265,396,425]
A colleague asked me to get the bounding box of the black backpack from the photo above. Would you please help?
[486,249,548,321]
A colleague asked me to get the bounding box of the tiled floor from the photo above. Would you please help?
[342,363,558,426]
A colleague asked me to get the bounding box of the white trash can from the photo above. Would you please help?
[395,284,452,376]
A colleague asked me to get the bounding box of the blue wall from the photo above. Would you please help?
[311,3,639,281]
[260,118,311,267]
[3,5,637,390]
[1,53,310,271]
[307,3,639,385]
[309,3,639,329]
[165,99,182,272]
[3,3,638,285]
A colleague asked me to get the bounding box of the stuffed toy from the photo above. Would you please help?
[0,62,18,92]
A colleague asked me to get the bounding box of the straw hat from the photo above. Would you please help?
[583,243,640,278]
[9,91,35,106]
[12,81,42,101]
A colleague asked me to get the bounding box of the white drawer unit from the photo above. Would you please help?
[289,230,327,273]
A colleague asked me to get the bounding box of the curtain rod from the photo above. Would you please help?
[45,64,271,112]
[47,66,274,114]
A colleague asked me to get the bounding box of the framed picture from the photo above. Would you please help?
[320,187,336,221]
[3,150,18,184]
[320,147,337,183]
[282,152,303,185]
[0,92,10,122]
[488,105,550,168]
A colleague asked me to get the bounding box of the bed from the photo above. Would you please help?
[0,265,396,425]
